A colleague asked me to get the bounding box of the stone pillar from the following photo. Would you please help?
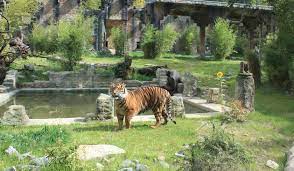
[171,95,185,118]
[96,93,114,120]
[207,88,220,103]
[182,72,198,97]
[0,105,29,125]
[199,24,206,58]
[156,68,168,87]
[235,72,255,112]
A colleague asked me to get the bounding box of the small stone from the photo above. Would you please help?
[5,146,19,156]
[159,161,170,169]
[121,159,135,168]
[96,162,104,171]
[266,160,279,170]
[118,168,133,171]
[135,163,149,171]
[175,151,185,158]
[157,155,165,161]
[4,166,16,171]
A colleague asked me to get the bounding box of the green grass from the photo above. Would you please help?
[1,52,293,170]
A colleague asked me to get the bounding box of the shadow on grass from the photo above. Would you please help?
[72,124,151,132]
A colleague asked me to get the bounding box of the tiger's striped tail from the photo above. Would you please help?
[167,97,176,124]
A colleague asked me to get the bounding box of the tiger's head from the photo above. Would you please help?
[110,82,128,100]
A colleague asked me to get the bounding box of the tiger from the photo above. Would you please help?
[109,82,176,129]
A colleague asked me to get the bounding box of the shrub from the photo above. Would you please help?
[30,24,58,54]
[263,34,291,87]
[222,100,248,124]
[110,27,126,56]
[210,18,236,60]
[177,125,251,170]
[142,24,179,58]
[141,24,157,59]
[177,24,199,55]
[57,14,93,71]
[234,34,249,56]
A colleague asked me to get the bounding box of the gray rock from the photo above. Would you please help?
[96,162,104,171]
[30,156,49,166]
[207,88,220,103]
[135,163,149,171]
[285,145,294,171]
[121,159,135,168]
[159,161,170,169]
[1,105,29,126]
[266,160,279,170]
[182,72,197,97]
[4,166,16,171]
[96,93,114,120]
[171,95,185,117]
[77,145,125,160]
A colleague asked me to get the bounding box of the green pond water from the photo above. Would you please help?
[0,92,207,119]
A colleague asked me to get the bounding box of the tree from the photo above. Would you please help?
[263,0,294,89]
[210,18,236,60]
[110,27,126,56]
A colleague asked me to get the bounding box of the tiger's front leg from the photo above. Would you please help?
[125,110,135,129]
[116,113,124,130]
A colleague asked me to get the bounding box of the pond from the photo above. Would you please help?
[0,91,208,119]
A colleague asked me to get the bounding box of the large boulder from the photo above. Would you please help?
[96,93,114,120]
[1,105,29,125]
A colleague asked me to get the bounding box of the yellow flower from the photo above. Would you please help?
[216,72,224,78]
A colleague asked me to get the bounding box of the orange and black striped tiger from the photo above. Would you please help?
[110,82,176,129]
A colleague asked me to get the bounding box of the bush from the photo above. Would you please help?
[57,14,93,71]
[177,24,199,55]
[110,27,126,56]
[30,24,58,54]
[263,34,291,88]
[177,125,251,170]
[142,24,178,58]
[210,18,236,60]
[234,34,249,56]
[222,100,248,124]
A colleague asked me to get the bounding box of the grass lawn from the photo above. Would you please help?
[1,53,293,170]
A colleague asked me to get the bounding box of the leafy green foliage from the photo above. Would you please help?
[141,24,179,58]
[0,0,40,32]
[263,34,291,87]
[57,14,93,71]
[177,125,251,170]
[178,24,199,55]
[0,126,70,153]
[82,0,101,10]
[30,24,58,54]
[263,0,294,89]
[210,18,236,60]
[234,34,249,57]
[110,27,126,56]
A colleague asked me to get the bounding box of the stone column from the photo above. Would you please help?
[171,95,185,118]
[235,72,255,112]
[199,24,206,58]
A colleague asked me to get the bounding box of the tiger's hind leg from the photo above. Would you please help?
[161,107,168,125]
[151,105,164,128]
